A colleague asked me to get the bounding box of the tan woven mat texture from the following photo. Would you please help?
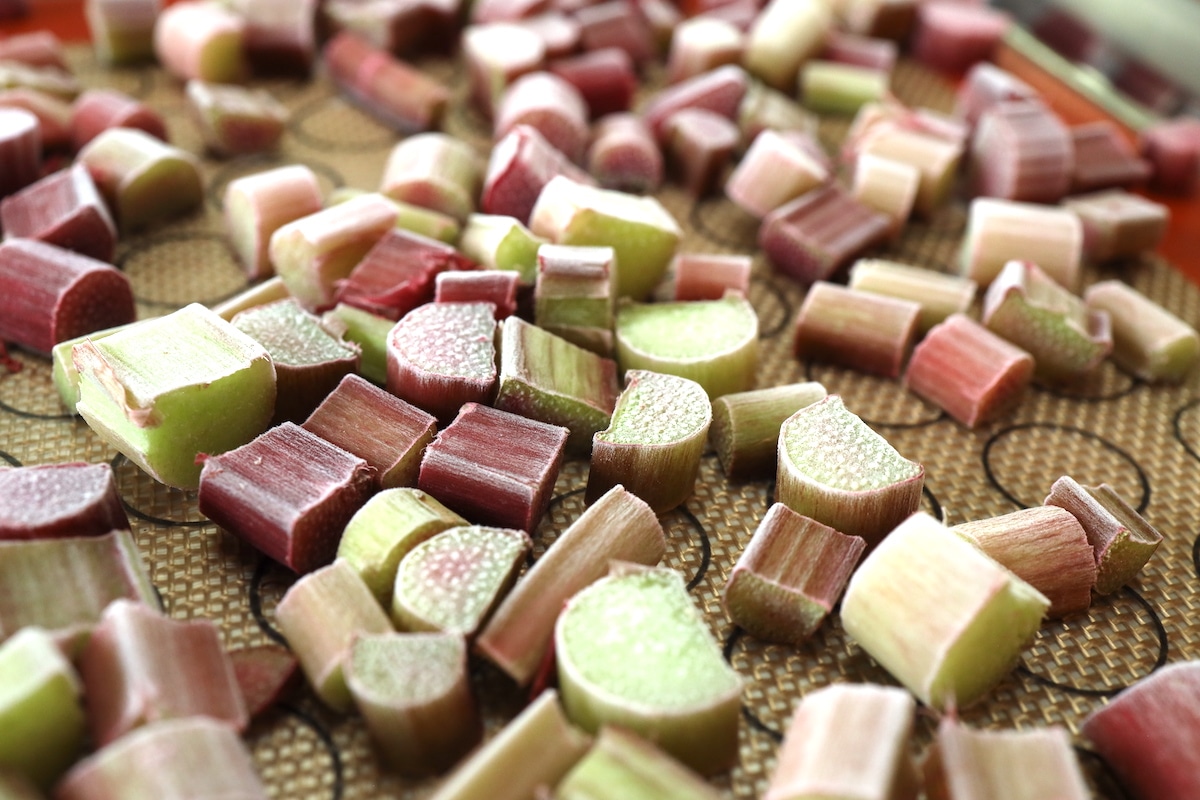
[3,45,1199,798]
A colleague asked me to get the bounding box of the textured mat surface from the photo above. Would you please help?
[3,46,1198,799]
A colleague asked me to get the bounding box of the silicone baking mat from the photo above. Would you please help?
[2,45,1198,799]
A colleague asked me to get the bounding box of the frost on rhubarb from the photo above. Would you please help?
[710,382,828,481]
[615,294,758,399]
[0,462,128,540]
[776,395,923,547]
[557,726,724,800]
[840,513,1050,710]
[555,568,742,775]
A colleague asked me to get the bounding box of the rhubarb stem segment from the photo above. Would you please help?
[710,382,828,481]
[793,281,921,379]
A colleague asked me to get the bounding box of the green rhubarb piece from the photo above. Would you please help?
[322,303,394,385]
[391,526,531,636]
[458,213,546,285]
[73,303,276,489]
[345,632,480,777]
[557,726,724,800]
[801,61,888,115]
[710,382,827,481]
[0,628,86,789]
[555,568,742,775]
[776,395,924,548]
[529,177,682,301]
[615,294,759,399]
[841,513,1050,710]
[337,488,467,604]
[587,370,712,513]
[51,320,145,414]
[1084,280,1200,383]
[328,188,461,245]
[495,317,620,455]
[534,244,616,356]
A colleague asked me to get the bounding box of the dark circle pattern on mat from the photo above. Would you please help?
[206,155,346,212]
[288,95,397,152]
[1031,360,1140,403]
[1171,397,1200,464]
[0,396,74,421]
[750,275,794,340]
[689,196,760,250]
[118,232,247,309]
[253,703,343,800]
[0,451,20,467]
[0,352,75,420]
[1194,533,1200,581]
[982,424,1150,514]
[1017,587,1168,698]
[804,362,946,429]
[250,556,291,647]
[722,629,784,743]
[922,485,944,523]
[672,506,712,591]
[110,454,208,528]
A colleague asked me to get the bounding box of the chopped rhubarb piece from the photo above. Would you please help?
[273,559,393,712]
[391,525,530,635]
[70,89,166,151]
[924,718,1088,800]
[737,80,818,145]
[470,0,549,24]
[725,129,829,218]
[198,422,375,574]
[953,506,1096,619]
[56,718,268,800]
[518,11,582,59]
[666,16,743,85]
[724,503,865,644]
[418,403,568,532]
[672,252,750,302]
[558,726,724,800]
[982,260,1112,383]
[268,192,397,310]
[1081,661,1200,800]
[556,567,742,774]
[793,282,920,379]
[74,303,276,489]
[0,164,116,263]
[0,89,72,151]
[76,127,202,233]
[711,382,827,481]
[959,197,1082,288]
[586,370,710,512]
[386,301,497,422]
[79,600,247,747]
[85,0,161,65]
[223,164,323,281]
[0,239,135,356]
[776,395,923,547]
[482,124,594,224]
[323,32,449,134]
[334,228,469,322]
[851,153,919,237]
[153,1,248,83]
[1044,476,1163,595]
[1069,121,1151,193]
[954,62,1038,131]
[1063,189,1168,263]
[801,61,888,116]
[346,632,481,776]
[822,30,897,72]
[841,512,1049,709]
[911,1,1010,75]
[533,243,615,354]
[231,298,359,423]
[848,259,975,335]
[430,690,591,800]
[1085,280,1200,383]
[359,192,463,245]
[185,80,286,157]
[530,176,682,300]
[547,48,638,121]
[321,303,393,385]
[760,185,891,285]
[228,644,298,719]
[641,64,748,144]
[0,108,39,199]
[664,107,739,197]
[904,314,1033,428]
[0,32,67,72]
[323,0,444,56]
[968,100,1073,204]
[0,462,128,540]
[742,0,831,91]
[494,72,589,165]
[459,213,545,285]
[495,317,620,454]
[477,485,663,685]
[764,683,916,800]
[237,0,316,76]
[1138,116,1200,195]
[0,63,78,102]
[586,112,662,194]
[840,0,918,39]
[0,627,86,789]
[462,23,545,120]
[0,529,156,648]
[435,271,520,318]
[380,133,484,223]
[337,487,465,602]
[575,1,655,65]
[211,277,289,321]
[858,127,962,218]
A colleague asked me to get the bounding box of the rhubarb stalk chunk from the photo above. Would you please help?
[494,72,589,165]
[851,153,919,237]
[666,17,744,85]
[967,100,1073,204]
[323,32,449,134]
[725,129,829,219]
[153,1,247,83]
[462,23,545,119]
[764,683,916,800]
[793,282,921,379]
[841,512,1050,710]
[333,228,470,322]
[85,0,161,65]
[672,253,751,303]
[70,89,166,151]
[435,271,519,318]
[76,128,202,233]
[776,395,923,548]
[847,259,976,335]
[587,113,663,194]
[533,243,615,355]
[557,726,724,800]
[760,185,892,285]
[482,125,594,225]
[1084,280,1200,383]
[710,382,828,481]
[0,462,128,540]
[223,164,323,281]
[185,80,287,157]
[380,133,484,223]
[0,163,117,263]
[959,198,1082,289]
[742,0,832,91]
[1081,661,1200,800]
[664,108,739,198]
[0,107,40,200]
[459,213,546,285]
[1064,189,1168,263]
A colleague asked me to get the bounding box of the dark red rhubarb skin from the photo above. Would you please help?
[587,112,662,193]
[0,238,136,355]
[435,271,520,319]
[323,31,449,134]
[229,644,300,719]
[1070,121,1152,194]
[70,89,168,152]
[0,31,67,71]
[197,422,376,575]
[548,47,638,120]
[666,107,739,198]
[640,64,748,144]
[481,124,594,224]
[417,402,568,533]
[0,163,117,263]
[240,0,317,76]
[0,462,129,540]
[0,107,41,198]
[575,1,656,67]
[333,228,473,322]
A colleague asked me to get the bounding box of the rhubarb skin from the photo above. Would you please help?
[587,113,663,194]
[223,164,323,282]
[379,133,484,223]
[494,71,589,165]
[0,108,40,199]
[710,382,828,481]
[0,88,74,153]
[642,65,748,145]
[549,47,638,121]
[153,1,248,83]
[476,484,665,686]
[435,271,520,319]
[557,726,725,800]
[1081,661,1200,800]
[482,125,595,226]
[70,89,167,151]
[228,644,298,719]
[723,504,865,645]
[0,163,117,263]
[323,32,450,134]
[333,228,472,322]
[672,253,751,302]
[792,282,921,379]
[1085,279,1200,383]
[321,303,394,385]
[0,462,128,540]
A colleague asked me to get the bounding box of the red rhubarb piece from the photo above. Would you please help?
[672,253,751,301]
[1069,121,1152,194]
[759,185,891,285]
[575,0,656,66]
[229,644,299,719]
[0,107,40,198]
[967,99,1073,204]
[70,89,167,152]
[0,88,73,151]
[323,31,449,134]
[911,1,1010,75]
[434,270,520,319]
[954,62,1039,131]
[664,107,739,197]
[494,72,590,164]
[0,462,129,541]
[239,0,317,76]
[822,31,897,73]
[0,31,67,71]
[0,164,117,263]
[641,64,748,144]
[587,112,663,193]
[482,124,594,224]
[333,228,472,322]
[548,48,638,120]
[1139,117,1200,195]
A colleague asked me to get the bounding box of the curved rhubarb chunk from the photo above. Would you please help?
[482,125,593,225]
[1084,280,1200,383]
[380,133,484,223]
[0,163,116,263]
[557,726,724,800]
[555,568,742,775]
[153,1,247,83]
[70,88,166,151]
[494,72,589,165]
[76,128,202,233]
[223,165,323,282]
[459,213,546,285]
[0,462,128,540]
[323,32,449,134]
[710,382,827,482]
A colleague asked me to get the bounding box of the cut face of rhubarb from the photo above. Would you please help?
[73,303,276,490]
[52,321,143,414]
[334,229,472,322]
[615,294,758,399]
[776,395,923,547]
[0,462,128,540]
[840,512,1050,710]
[494,72,589,165]
[534,244,615,355]
[556,567,742,775]
[1084,280,1200,383]
[153,1,247,83]
[459,213,546,285]
[710,382,828,481]
[185,80,287,157]
[557,726,725,800]
[391,525,530,636]
[70,88,167,151]
[321,303,394,385]
[380,133,484,223]
[586,113,663,194]
[726,129,831,219]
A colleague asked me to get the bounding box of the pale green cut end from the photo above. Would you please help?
[459,214,544,284]
[323,303,393,385]
[598,371,711,447]
[617,296,756,362]
[51,321,141,414]
[780,395,921,492]
[348,632,464,705]
[233,299,358,367]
